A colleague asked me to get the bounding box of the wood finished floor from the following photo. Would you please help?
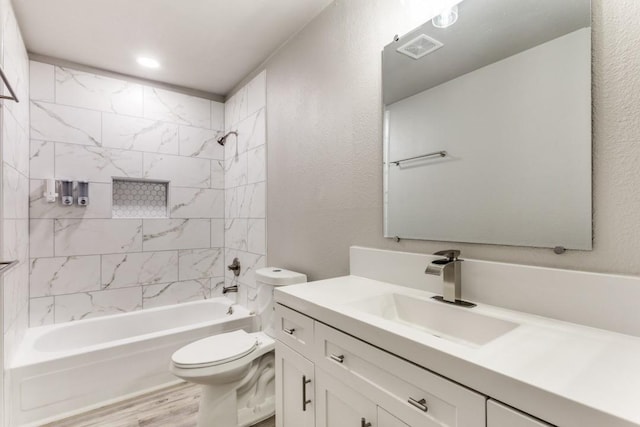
[43,382,276,427]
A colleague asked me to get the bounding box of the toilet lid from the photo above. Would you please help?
[172,330,258,369]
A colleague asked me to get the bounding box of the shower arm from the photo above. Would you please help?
[217,131,238,146]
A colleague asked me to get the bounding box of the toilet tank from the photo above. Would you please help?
[255,267,307,337]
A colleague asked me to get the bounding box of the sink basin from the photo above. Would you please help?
[347,293,519,346]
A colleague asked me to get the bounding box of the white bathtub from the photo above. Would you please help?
[8,298,255,426]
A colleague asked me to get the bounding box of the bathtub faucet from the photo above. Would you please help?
[223,285,238,294]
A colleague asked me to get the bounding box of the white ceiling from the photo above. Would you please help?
[12,0,334,97]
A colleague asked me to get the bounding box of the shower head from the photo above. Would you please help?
[217,131,238,146]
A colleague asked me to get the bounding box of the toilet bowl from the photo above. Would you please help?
[170,267,306,427]
[171,330,276,427]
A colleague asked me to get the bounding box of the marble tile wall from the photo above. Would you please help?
[1,0,30,421]
[223,71,267,315]
[28,61,226,325]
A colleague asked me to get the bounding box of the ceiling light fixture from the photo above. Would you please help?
[432,5,459,29]
[136,57,160,69]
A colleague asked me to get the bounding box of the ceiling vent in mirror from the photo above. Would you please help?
[396,34,443,60]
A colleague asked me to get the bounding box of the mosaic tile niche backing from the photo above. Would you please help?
[112,179,169,218]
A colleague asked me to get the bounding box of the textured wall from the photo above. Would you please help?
[223,71,267,310]
[235,0,640,280]
[28,61,226,325]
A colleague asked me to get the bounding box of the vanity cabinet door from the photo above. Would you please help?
[378,407,410,427]
[487,400,554,427]
[315,368,377,427]
[276,341,315,427]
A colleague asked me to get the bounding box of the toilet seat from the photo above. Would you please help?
[172,330,258,369]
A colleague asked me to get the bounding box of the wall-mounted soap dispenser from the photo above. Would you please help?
[43,179,58,203]
[60,180,74,205]
[77,181,89,206]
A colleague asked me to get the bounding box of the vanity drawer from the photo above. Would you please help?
[314,322,485,427]
[275,303,315,358]
[487,400,554,427]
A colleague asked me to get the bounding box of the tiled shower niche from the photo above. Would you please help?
[112,179,169,218]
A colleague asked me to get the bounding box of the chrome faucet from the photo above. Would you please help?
[425,250,475,308]
[228,257,241,277]
[222,285,238,294]
[222,258,241,294]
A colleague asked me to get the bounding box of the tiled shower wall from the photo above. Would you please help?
[28,61,226,325]
[1,0,30,419]
[224,71,267,310]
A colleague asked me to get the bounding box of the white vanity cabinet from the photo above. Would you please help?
[315,369,377,427]
[275,304,316,427]
[273,267,638,427]
[487,400,553,427]
[275,302,315,360]
[378,408,410,427]
[275,303,487,427]
[275,341,315,427]
[315,369,414,427]
[313,322,485,427]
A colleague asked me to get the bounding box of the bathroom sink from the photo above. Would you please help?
[347,293,519,346]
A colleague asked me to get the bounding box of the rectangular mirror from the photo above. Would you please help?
[383,0,592,250]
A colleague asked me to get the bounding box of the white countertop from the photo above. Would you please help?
[275,275,640,427]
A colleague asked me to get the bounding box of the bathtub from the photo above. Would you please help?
[8,297,255,426]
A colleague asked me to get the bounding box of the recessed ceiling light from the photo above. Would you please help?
[432,5,459,29]
[136,57,160,69]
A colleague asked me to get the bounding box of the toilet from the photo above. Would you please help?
[170,267,307,427]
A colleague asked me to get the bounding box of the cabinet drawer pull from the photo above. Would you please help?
[329,353,345,363]
[408,397,429,412]
[361,418,372,427]
[283,327,295,335]
[302,375,312,411]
